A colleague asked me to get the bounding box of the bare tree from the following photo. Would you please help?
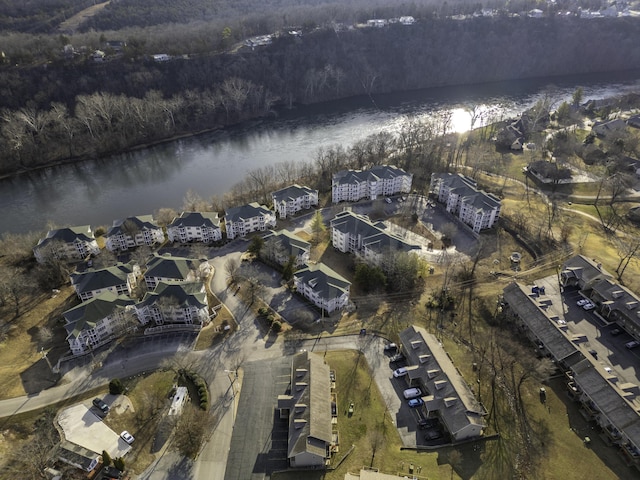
[174,404,214,458]
[225,257,240,284]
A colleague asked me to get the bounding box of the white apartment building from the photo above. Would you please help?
[167,211,222,244]
[430,173,501,233]
[33,226,100,263]
[271,185,319,219]
[104,215,165,252]
[293,263,351,313]
[224,202,276,239]
[332,165,412,203]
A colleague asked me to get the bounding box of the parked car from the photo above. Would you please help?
[403,388,422,399]
[120,430,135,444]
[92,398,109,414]
[424,429,443,440]
[385,198,392,204]
[408,398,424,408]
[583,302,596,311]
[384,343,398,352]
[610,328,623,336]
[389,353,405,363]
[393,367,408,378]
[625,340,640,349]
[576,298,589,306]
[588,349,598,359]
[418,418,439,430]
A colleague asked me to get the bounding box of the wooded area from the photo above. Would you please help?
[1,15,640,177]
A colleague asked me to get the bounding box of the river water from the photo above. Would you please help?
[3,71,640,235]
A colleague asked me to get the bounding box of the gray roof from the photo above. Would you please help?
[144,253,198,281]
[591,278,640,325]
[398,326,485,437]
[263,230,311,257]
[294,263,351,299]
[572,359,640,448]
[331,210,420,254]
[105,215,161,237]
[561,255,612,289]
[502,282,580,363]
[286,351,332,459]
[138,281,207,309]
[36,226,95,247]
[332,165,410,185]
[63,292,134,340]
[168,211,220,228]
[432,173,500,212]
[272,185,317,204]
[225,202,272,223]
[71,263,134,294]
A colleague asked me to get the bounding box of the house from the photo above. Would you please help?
[104,215,164,252]
[332,165,412,203]
[271,184,319,219]
[63,292,136,356]
[277,350,332,468]
[294,263,351,313]
[528,8,544,17]
[34,226,100,263]
[399,16,416,25]
[71,263,140,301]
[167,211,222,244]
[560,255,612,290]
[592,118,627,137]
[330,210,420,267]
[397,326,486,441]
[627,115,640,129]
[55,440,101,473]
[135,281,208,331]
[224,202,276,239]
[263,230,311,268]
[366,19,388,27]
[430,173,501,233]
[91,50,105,62]
[143,253,205,290]
[105,40,126,52]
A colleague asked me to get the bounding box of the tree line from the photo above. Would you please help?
[2,17,640,176]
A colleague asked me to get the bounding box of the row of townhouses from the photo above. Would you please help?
[502,255,640,470]
[64,253,211,355]
[430,173,501,233]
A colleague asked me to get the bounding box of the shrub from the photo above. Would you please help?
[102,450,112,467]
[113,457,125,471]
[109,378,125,395]
[266,314,275,325]
[258,307,269,316]
[272,321,282,333]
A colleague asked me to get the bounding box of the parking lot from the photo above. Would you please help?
[534,276,640,386]
[383,346,449,448]
[224,357,291,480]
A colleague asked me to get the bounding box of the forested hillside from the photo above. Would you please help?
[1,16,640,176]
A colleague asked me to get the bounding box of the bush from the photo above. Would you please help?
[102,450,112,466]
[266,314,275,325]
[113,457,125,471]
[258,307,269,316]
[109,378,125,395]
[272,321,282,333]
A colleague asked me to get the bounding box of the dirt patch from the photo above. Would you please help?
[58,2,110,33]
[0,285,76,400]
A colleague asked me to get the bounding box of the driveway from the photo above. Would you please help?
[58,404,131,458]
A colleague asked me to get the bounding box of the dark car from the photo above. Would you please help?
[610,328,623,336]
[92,398,109,414]
[389,353,405,363]
[418,418,439,430]
[383,343,398,352]
[424,429,444,440]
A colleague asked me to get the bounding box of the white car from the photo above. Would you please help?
[583,302,596,311]
[120,431,135,445]
[385,198,392,204]
[576,299,589,306]
[626,340,640,350]
[393,367,408,378]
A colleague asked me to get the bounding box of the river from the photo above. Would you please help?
[3,71,640,235]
